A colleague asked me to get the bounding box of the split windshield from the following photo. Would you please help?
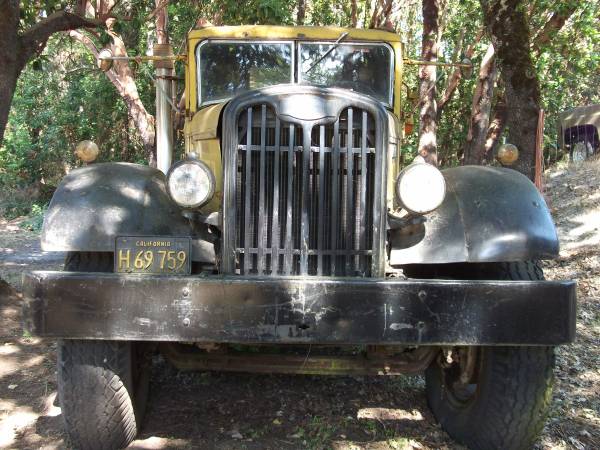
[196,40,393,106]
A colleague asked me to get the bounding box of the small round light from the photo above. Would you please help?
[496,143,519,165]
[396,162,446,215]
[167,160,215,208]
[75,140,99,162]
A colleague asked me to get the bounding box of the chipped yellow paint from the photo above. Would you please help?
[183,103,225,213]
[184,102,225,141]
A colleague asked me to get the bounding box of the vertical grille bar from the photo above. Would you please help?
[271,117,281,273]
[224,95,386,278]
[300,127,311,275]
[257,105,267,274]
[345,108,354,274]
[317,125,325,276]
[284,123,294,274]
[359,111,368,273]
[330,118,340,276]
[243,106,253,274]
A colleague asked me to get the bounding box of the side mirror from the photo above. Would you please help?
[97,48,113,72]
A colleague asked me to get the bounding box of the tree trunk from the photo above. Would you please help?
[437,28,484,119]
[350,0,358,27]
[155,0,169,45]
[417,0,440,165]
[480,0,541,180]
[484,95,507,157]
[297,0,306,25]
[0,66,19,148]
[107,29,156,167]
[463,44,497,165]
[0,1,96,146]
[532,5,578,54]
[0,1,20,146]
[474,0,575,161]
[369,0,393,29]
[69,28,156,166]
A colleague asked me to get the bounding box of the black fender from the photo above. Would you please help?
[389,166,559,265]
[41,163,214,262]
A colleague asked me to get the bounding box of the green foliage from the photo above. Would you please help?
[1,36,144,189]
[2,0,599,221]
[20,203,46,231]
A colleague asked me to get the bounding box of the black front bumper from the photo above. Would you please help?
[22,271,576,345]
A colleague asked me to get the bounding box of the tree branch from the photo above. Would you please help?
[437,27,484,118]
[531,5,578,53]
[67,29,100,58]
[20,10,98,65]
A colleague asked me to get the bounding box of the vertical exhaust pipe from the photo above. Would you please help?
[154,43,174,174]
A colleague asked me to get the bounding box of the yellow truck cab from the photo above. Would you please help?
[183,26,405,217]
[23,25,575,450]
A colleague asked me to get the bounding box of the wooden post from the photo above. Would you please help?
[534,109,545,192]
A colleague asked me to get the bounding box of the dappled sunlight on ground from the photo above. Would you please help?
[0,280,66,449]
[129,362,448,449]
[541,157,600,449]
[0,158,598,449]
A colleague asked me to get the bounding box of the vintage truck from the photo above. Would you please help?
[22,26,576,450]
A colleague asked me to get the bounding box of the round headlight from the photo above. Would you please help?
[396,161,446,215]
[166,159,215,208]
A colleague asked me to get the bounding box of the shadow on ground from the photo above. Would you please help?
[1,158,599,449]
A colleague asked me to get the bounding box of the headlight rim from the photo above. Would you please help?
[395,161,446,215]
[166,158,216,209]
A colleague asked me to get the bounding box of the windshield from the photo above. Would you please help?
[299,42,393,105]
[197,41,293,105]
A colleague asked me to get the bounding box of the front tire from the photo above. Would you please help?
[58,340,149,449]
[424,262,555,450]
[58,252,150,450]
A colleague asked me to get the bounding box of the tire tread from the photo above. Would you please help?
[425,261,555,450]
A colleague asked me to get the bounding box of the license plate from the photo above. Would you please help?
[115,237,191,275]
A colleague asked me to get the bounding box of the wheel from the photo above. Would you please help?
[58,252,150,450]
[424,261,555,450]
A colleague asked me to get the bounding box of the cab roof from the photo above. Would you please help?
[187,25,402,43]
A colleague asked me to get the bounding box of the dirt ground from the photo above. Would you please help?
[0,159,598,450]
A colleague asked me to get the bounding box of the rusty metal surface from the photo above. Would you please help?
[390,166,560,265]
[23,271,576,345]
[159,343,437,375]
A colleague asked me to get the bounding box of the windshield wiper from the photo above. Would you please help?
[305,32,349,73]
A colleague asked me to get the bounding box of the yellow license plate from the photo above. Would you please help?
[115,237,191,275]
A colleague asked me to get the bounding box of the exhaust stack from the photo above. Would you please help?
[154,43,174,174]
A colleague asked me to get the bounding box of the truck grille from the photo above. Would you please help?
[221,89,387,278]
